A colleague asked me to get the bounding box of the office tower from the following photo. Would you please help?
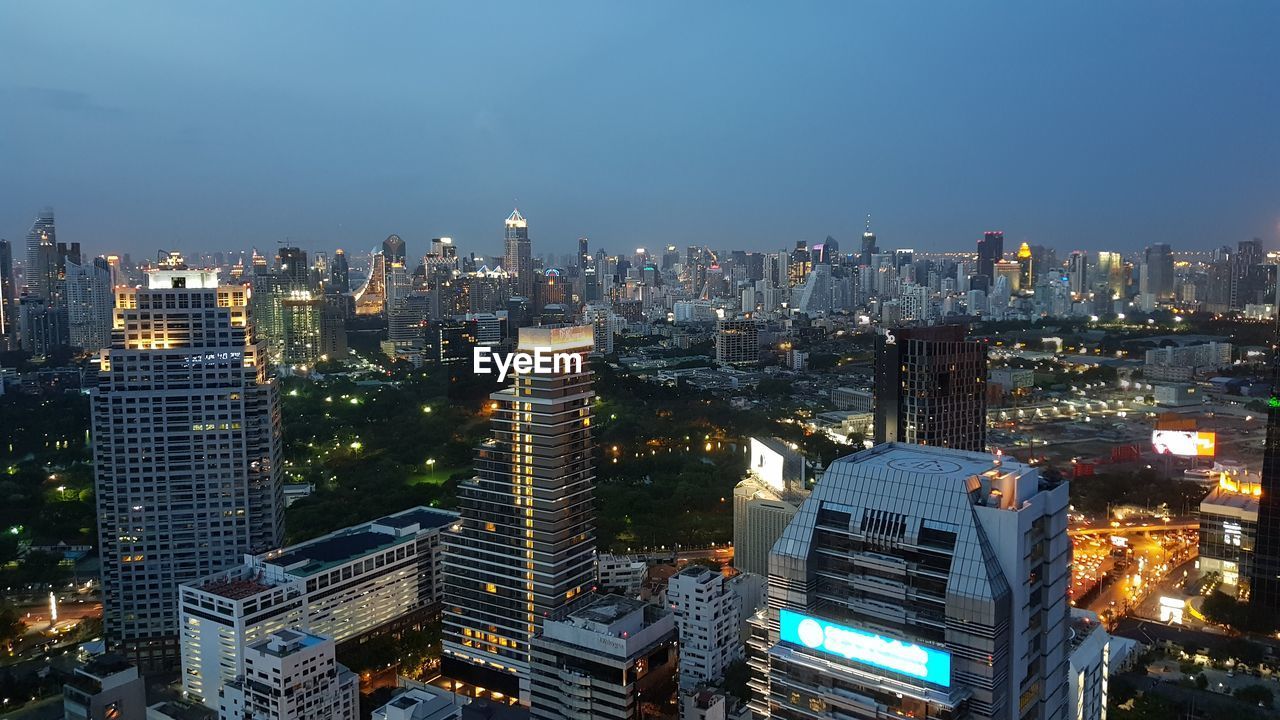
[330,249,350,292]
[18,296,65,356]
[733,438,808,576]
[1017,241,1034,289]
[383,233,407,265]
[276,246,308,283]
[1067,251,1088,297]
[976,230,1004,281]
[860,217,879,266]
[180,506,456,706]
[62,655,147,720]
[529,595,677,720]
[752,443,1070,720]
[1249,332,1280,609]
[65,256,114,352]
[219,631,358,720]
[715,318,761,366]
[873,325,987,451]
[1233,238,1265,308]
[667,565,744,690]
[994,259,1022,293]
[93,268,283,668]
[24,208,58,299]
[1095,251,1124,299]
[441,325,596,701]
[0,239,13,350]
[1140,243,1174,300]
[504,208,534,299]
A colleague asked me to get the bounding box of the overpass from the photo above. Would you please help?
[1069,522,1197,537]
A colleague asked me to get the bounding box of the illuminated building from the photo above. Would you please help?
[1017,242,1034,289]
[529,594,677,720]
[441,325,596,702]
[92,268,283,668]
[1095,252,1125,300]
[994,260,1023,293]
[715,318,761,366]
[734,438,808,577]
[1248,342,1280,608]
[218,630,358,720]
[873,325,987,452]
[24,207,58,300]
[330,248,350,292]
[504,208,534,299]
[0,239,14,350]
[64,256,114,352]
[178,506,457,707]
[1067,610,1111,720]
[750,443,1070,720]
[1200,471,1261,594]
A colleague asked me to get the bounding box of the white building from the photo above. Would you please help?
[582,303,616,355]
[673,300,717,324]
[597,553,648,597]
[63,655,147,720]
[93,269,283,669]
[65,256,114,352]
[680,688,752,720]
[529,595,678,720]
[1068,610,1111,720]
[733,438,808,577]
[218,630,357,720]
[179,506,457,707]
[371,687,467,720]
[667,565,744,689]
[831,387,873,412]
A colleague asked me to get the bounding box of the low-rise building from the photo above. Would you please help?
[218,630,357,720]
[680,688,752,720]
[529,594,677,720]
[179,506,458,706]
[667,566,744,689]
[597,553,648,597]
[1199,474,1261,593]
[831,387,873,412]
[371,687,467,720]
[63,655,147,720]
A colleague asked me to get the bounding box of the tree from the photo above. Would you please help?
[722,659,751,702]
[1235,684,1273,708]
[0,605,23,645]
[1195,673,1208,690]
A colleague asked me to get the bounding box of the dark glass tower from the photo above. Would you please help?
[873,324,988,452]
[976,230,1004,281]
[1249,338,1280,608]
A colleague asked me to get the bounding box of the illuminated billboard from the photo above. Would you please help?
[1151,430,1215,457]
[779,609,951,687]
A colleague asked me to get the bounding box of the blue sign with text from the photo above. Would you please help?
[779,609,951,687]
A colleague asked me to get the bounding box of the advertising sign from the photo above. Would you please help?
[779,609,951,687]
[1151,430,1215,457]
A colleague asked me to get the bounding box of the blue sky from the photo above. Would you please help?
[1,1,1276,259]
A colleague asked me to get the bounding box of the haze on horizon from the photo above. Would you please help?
[1,1,1277,260]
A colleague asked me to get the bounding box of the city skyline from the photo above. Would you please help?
[3,2,1278,257]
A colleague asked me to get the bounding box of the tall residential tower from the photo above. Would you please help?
[441,325,596,702]
[504,208,533,300]
[873,325,988,452]
[92,268,283,667]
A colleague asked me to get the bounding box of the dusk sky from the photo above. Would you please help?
[2,1,1277,260]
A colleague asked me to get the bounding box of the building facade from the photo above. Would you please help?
[93,269,283,668]
[667,565,744,690]
[873,325,988,452]
[733,438,809,578]
[179,506,457,706]
[528,594,677,720]
[441,325,597,702]
[218,630,357,720]
[715,318,760,366]
[752,443,1071,720]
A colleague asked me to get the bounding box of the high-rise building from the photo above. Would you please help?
[582,303,615,355]
[1095,251,1125,300]
[873,325,987,452]
[1067,251,1088,298]
[715,318,760,367]
[976,230,1004,281]
[1248,334,1280,609]
[750,443,1071,720]
[733,437,808,577]
[24,208,58,300]
[179,506,457,707]
[65,256,114,352]
[93,268,283,668]
[441,325,596,702]
[330,248,351,292]
[0,239,14,350]
[667,565,744,690]
[529,594,677,720]
[1140,243,1174,300]
[577,237,590,269]
[383,233,407,265]
[218,630,358,720]
[1233,238,1265,309]
[277,246,308,283]
[1017,241,1034,289]
[504,208,533,299]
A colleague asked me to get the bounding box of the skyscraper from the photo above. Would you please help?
[441,325,596,702]
[1140,243,1174,300]
[976,230,1004,281]
[873,325,987,452]
[1248,313,1280,609]
[0,239,13,350]
[382,233,407,265]
[1233,238,1264,309]
[64,256,114,352]
[330,248,350,292]
[1068,250,1088,297]
[751,443,1070,720]
[504,208,533,299]
[1017,241,1034,289]
[577,236,590,269]
[859,216,878,266]
[93,268,283,668]
[24,208,58,300]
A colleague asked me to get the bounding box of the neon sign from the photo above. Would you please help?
[779,609,951,687]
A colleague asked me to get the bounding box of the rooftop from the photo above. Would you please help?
[374,506,458,531]
[264,529,408,577]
